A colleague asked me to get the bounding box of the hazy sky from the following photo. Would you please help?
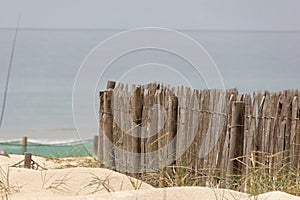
[1,0,300,30]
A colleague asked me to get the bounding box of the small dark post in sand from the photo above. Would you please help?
[24,152,32,169]
[22,136,28,154]
[227,101,245,185]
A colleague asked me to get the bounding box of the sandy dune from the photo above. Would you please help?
[66,188,300,200]
[1,154,300,200]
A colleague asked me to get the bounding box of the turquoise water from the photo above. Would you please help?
[0,139,93,157]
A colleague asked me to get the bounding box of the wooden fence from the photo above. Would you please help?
[98,81,300,185]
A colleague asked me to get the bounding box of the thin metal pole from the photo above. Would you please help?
[0,15,21,127]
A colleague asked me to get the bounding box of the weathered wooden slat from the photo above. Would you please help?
[112,83,121,171]
[226,101,245,186]
[206,89,216,181]
[269,92,279,168]
[263,92,271,164]
[197,89,210,184]
[272,92,281,165]
[208,90,219,181]
[141,84,150,171]
[146,83,159,170]
[290,90,299,168]
[106,80,116,90]
[121,84,131,172]
[128,84,143,173]
[190,89,201,170]
[103,89,115,167]
[263,91,271,166]
[210,90,227,184]
[284,90,293,164]
[98,91,105,161]
[297,92,300,169]
[256,91,265,163]
[244,92,257,192]
[176,85,186,165]
[192,89,201,172]
[166,88,178,165]
[117,83,126,172]
[156,87,165,169]
[200,89,211,182]
[278,91,287,163]
[219,89,237,186]
[196,89,206,185]
[185,87,193,168]
[242,94,251,176]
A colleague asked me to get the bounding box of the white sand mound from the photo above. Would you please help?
[10,187,300,200]
[83,187,249,200]
[245,191,300,200]
[63,188,300,200]
[0,154,153,199]
[6,167,153,199]
[1,155,300,200]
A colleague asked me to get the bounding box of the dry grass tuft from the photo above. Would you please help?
[0,167,21,200]
[46,173,72,193]
[135,151,300,197]
[80,172,115,194]
[235,151,300,196]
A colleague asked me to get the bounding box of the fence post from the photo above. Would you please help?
[24,152,32,169]
[103,89,115,167]
[98,91,105,161]
[227,101,245,186]
[106,80,116,90]
[22,136,28,154]
[130,85,143,173]
[93,135,99,156]
[99,80,115,163]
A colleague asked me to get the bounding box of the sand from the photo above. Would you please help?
[1,154,300,200]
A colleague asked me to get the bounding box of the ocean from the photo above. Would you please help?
[0,28,300,156]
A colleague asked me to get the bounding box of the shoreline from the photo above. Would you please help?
[0,139,94,158]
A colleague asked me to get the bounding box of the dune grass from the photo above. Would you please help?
[0,167,10,200]
[1,149,300,198]
[135,150,300,197]
[46,149,300,197]
[80,172,115,194]
[236,151,300,196]
[0,167,21,200]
